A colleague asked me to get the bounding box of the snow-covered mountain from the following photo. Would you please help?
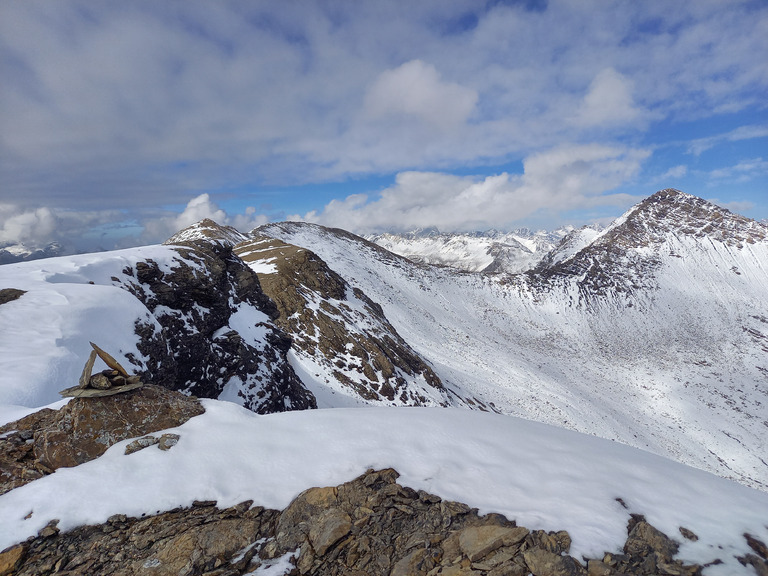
[256,190,768,491]
[2,188,768,574]
[0,241,62,265]
[1,189,767,494]
[366,227,574,274]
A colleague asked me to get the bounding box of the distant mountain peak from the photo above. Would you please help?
[600,188,766,249]
[164,219,248,247]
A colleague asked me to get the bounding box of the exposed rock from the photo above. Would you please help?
[624,515,679,562]
[158,433,180,451]
[0,288,26,306]
[235,234,455,407]
[458,525,529,561]
[0,543,26,576]
[3,469,712,576]
[7,500,279,576]
[0,385,204,495]
[124,435,159,455]
[116,238,316,414]
[746,533,768,560]
[679,527,698,542]
[523,547,585,575]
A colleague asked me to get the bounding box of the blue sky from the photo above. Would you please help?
[1,0,766,253]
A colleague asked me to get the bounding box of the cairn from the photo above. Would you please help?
[59,342,143,398]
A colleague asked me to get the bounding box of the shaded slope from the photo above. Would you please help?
[234,234,471,408]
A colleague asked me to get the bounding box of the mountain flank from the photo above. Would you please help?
[234,234,475,408]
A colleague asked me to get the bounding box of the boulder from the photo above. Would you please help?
[0,385,204,494]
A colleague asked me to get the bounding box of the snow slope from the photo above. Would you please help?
[0,246,174,407]
[257,201,768,491]
[0,403,765,575]
[366,228,572,274]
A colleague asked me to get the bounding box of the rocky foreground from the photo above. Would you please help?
[5,466,766,576]
[1,387,767,576]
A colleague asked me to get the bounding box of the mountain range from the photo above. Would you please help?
[2,188,768,574]
[1,189,766,495]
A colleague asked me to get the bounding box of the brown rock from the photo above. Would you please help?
[158,433,180,451]
[35,384,203,471]
[90,341,130,377]
[0,544,26,576]
[746,533,768,560]
[89,373,112,390]
[308,508,352,555]
[624,518,679,562]
[523,547,586,576]
[679,527,698,542]
[124,436,159,455]
[458,525,529,562]
[78,349,97,388]
[587,559,615,575]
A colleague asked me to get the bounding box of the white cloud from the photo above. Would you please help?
[0,2,766,225]
[303,144,650,232]
[708,158,768,182]
[364,60,477,129]
[141,194,270,244]
[0,204,123,253]
[574,68,643,127]
[0,195,269,254]
[687,124,768,156]
[658,165,688,181]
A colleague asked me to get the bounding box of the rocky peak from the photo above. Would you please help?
[530,190,768,301]
[164,218,249,248]
[597,189,767,249]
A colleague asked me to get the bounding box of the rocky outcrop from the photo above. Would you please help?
[530,189,768,301]
[2,468,732,576]
[235,234,453,407]
[1,500,280,576]
[0,385,204,495]
[115,237,316,413]
[0,288,26,305]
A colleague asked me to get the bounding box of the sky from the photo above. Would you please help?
[1,0,767,254]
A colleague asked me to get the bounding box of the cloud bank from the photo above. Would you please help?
[0,1,766,250]
[301,145,649,232]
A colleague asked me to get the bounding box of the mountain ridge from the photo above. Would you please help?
[1,189,766,492]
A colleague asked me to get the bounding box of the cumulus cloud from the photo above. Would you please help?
[574,68,644,127]
[0,2,765,227]
[364,60,477,129]
[0,195,269,255]
[0,204,123,253]
[140,194,270,244]
[302,144,650,232]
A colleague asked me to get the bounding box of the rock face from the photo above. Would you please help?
[2,468,720,576]
[235,234,455,407]
[116,234,316,413]
[0,385,204,495]
[531,189,768,301]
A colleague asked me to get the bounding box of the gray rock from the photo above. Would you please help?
[124,436,158,455]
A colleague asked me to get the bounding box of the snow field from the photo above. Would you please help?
[0,403,765,575]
